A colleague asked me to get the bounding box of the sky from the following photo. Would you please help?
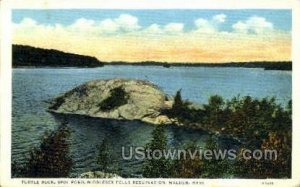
[12,9,292,63]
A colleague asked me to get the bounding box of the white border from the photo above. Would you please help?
[1,0,300,186]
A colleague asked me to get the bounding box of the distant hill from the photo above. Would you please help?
[13,45,103,68]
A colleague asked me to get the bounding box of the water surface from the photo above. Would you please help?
[12,66,291,176]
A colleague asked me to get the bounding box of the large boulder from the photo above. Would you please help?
[48,79,174,124]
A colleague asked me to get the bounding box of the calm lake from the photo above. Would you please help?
[12,66,291,177]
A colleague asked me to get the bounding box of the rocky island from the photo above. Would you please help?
[48,79,175,125]
[48,78,291,150]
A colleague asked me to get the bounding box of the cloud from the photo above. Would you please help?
[13,17,40,32]
[14,15,186,38]
[144,23,185,35]
[164,23,184,33]
[13,17,62,36]
[232,16,274,34]
[212,14,226,23]
[194,14,226,33]
[67,14,141,34]
[98,19,119,33]
[15,14,278,38]
[19,17,37,27]
[71,18,95,29]
[144,24,163,34]
[195,18,208,28]
[114,14,141,31]
[68,18,97,34]
[194,18,216,33]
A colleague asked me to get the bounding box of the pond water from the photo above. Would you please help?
[12,66,291,177]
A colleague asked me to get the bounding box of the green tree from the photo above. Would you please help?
[166,89,197,123]
[203,95,225,129]
[205,95,224,112]
[235,131,291,178]
[201,137,233,178]
[13,124,73,177]
[96,137,116,173]
[172,141,203,178]
[143,125,171,178]
[173,89,184,114]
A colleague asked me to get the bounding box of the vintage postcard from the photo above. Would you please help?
[1,0,300,187]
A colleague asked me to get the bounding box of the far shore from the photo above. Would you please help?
[103,61,292,71]
[13,61,292,71]
[13,45,291,70]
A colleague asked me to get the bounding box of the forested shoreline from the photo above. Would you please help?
[12,45,291,70]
